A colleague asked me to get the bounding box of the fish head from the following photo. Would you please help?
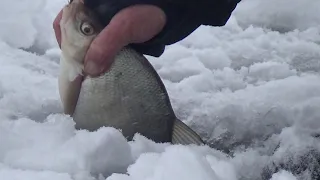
[58,0,104,115]
[59,0,103,77]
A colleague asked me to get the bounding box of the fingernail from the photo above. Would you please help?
[85,61,101,75]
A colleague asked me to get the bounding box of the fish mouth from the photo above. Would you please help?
[62,0,85,19]
[62,0,79,18]
[68,0,84,4]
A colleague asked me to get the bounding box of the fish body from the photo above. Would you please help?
[59,0,205,145]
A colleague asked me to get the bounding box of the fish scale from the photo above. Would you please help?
[73,47,175,142]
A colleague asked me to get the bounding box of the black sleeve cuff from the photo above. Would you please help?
[83,0,240,57]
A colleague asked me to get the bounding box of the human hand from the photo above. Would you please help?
[53,2,166,77]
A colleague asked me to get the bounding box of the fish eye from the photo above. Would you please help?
[80,22,95,36]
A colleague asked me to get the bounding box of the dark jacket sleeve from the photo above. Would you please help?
[84,0,241,57]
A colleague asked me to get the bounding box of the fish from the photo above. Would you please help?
[58,0,205,145]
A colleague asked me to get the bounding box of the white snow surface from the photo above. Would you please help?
[1,0,320,180]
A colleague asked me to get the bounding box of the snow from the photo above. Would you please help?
[270,170,297,180]
[0,0,320,180]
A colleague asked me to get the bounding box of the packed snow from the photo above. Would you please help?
[1,0,320,180]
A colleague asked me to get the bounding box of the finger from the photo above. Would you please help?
[84,5,166,77]
[53,9,63,48]
[125,5,166,43]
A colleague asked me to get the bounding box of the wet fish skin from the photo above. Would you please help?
[59,0,205,145]
[73,47,176,142]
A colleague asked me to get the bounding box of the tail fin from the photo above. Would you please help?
[171,118,205,146]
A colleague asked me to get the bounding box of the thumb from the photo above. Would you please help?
[84,5,166,77]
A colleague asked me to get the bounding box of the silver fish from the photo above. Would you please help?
[58,0,204,145]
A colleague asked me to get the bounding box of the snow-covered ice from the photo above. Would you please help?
[1,0,320,180]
